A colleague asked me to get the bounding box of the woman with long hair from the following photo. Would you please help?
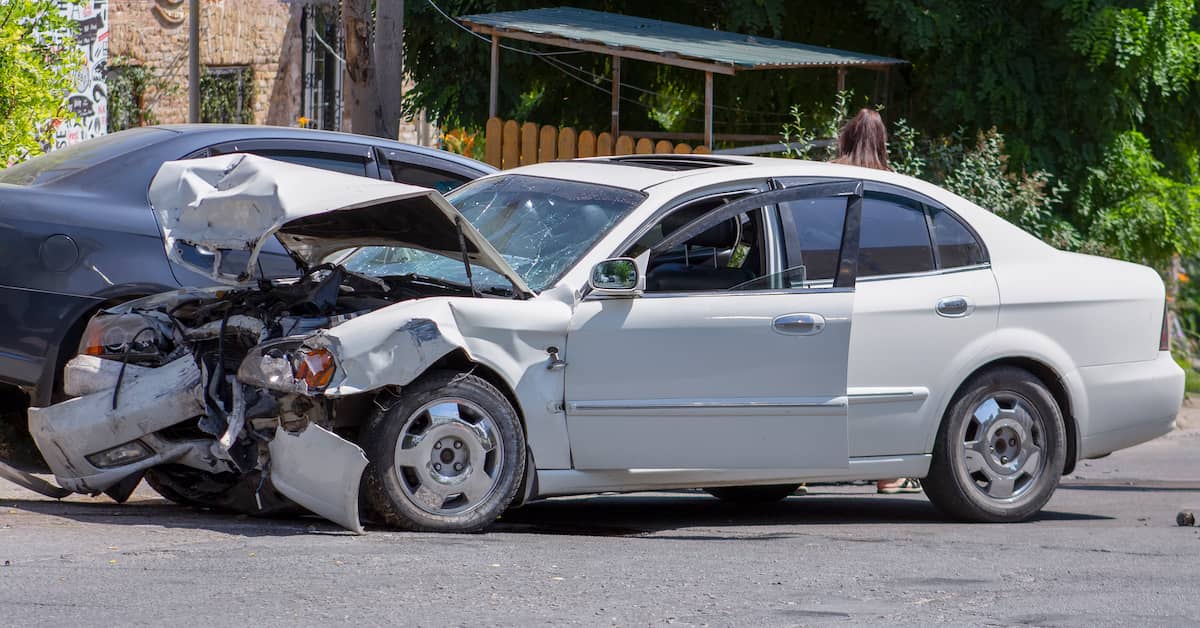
[834,108,922,495]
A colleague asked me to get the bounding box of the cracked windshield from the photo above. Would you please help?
[343,174,645,293]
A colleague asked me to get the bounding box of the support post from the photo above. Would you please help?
[489,34,499,118]
[882,67,892,113]
[836,67,847,94]
[611,56,621,138]
[188,0,200,123]
[704,71,713,149]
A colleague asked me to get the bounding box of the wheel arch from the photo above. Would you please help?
[943,356,1080,476]
[356,348,540,506]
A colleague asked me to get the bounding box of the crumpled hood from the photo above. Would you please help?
[148,153,529,293]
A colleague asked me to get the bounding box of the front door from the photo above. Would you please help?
[563,181,863,470]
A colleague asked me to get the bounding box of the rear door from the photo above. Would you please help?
[776,178,999,457]
[564,181,863,470]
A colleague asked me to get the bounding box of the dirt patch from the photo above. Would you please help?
[1177,398,1198,431]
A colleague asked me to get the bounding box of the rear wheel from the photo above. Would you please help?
[362,371,525,532]
[705,484,801,503]
[923,367,1066,523]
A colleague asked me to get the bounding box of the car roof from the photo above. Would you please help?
[153,124,496,175]
[500,155,909,192]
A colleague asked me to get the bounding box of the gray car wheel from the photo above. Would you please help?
[362,370,525,532]
[924,366,1066,522]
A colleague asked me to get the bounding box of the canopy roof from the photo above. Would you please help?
[460,7,907,75]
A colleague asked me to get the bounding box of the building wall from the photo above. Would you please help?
[107,0,432,144]
[109,0,293,126]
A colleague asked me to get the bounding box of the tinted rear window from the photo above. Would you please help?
[0,127,172,186]
[859,194,934,277]
[930,207,986,268]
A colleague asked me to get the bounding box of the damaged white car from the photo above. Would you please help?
[8,152,1184,533]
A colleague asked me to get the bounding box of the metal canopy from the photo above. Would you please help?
[460,7,907,148]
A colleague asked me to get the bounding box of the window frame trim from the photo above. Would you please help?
[203,138,378,178]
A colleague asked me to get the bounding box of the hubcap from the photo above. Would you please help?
[957,394,1046,502]
[392,398,504,515]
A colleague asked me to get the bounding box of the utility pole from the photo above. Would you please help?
[342,0,383,137]
[188,0,200,123]
[375,1,403,139]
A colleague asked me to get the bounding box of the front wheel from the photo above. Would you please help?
[362,371,525,532]
[924,367,1066,523]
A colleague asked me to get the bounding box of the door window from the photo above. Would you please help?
[857,193,935,277]
[779,196,846,284]
[245,149,368,177]
[930,207,987,268]
[623,194,768,292]
[386,161,469,193]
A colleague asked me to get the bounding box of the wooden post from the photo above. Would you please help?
[489,34,499,118]
[704,71,713,149]
[883,67,892,112]
[836,67,847,94]
[375,0,404,139]
[611,56,621,138]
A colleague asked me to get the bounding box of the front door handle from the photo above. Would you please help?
[936,296,974,318]
[773,313,826,336]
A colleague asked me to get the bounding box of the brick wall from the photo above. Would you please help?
[109,0,434,145]
[109,0,293,126]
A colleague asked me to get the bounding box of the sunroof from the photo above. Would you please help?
[599,155,751,171]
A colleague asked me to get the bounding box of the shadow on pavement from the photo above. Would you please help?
[493,491,1110,537]
[1,495,353,537]
[3,486,1111,538]
[1059,480,1200,492]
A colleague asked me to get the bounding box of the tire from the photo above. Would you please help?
[923,366,1066,523]
[705,484,800,503]
[362,370,525,532]
[144,465,298,515]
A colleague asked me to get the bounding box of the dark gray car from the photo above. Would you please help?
[0,125,494,432]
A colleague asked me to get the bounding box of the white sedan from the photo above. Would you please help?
[16,153,1184,532]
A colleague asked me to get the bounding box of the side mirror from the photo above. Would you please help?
[589,257,643,296]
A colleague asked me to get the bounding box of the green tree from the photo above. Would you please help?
[1078,130,1200,268]
[862,0,1200,185]
[0,0,83,164]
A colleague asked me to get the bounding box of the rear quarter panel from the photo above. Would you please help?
[992,251,1164,368]
[0,184,179,398]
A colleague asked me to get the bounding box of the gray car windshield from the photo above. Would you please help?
[343,175,645,293]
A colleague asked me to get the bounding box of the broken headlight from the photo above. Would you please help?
[237,338,338,394]
[79,312,173,364]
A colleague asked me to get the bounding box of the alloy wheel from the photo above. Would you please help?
[392,397,505,516]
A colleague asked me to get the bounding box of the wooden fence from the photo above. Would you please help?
[482,117,711,170]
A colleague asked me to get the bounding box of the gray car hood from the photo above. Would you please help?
[148,153,529,293]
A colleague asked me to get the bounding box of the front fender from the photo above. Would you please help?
[306,295,575,469]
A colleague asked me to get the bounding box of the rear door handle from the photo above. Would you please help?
[773,313,826,335]
[936,296,974,318]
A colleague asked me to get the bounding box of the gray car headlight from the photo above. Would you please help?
[237,338,338,394]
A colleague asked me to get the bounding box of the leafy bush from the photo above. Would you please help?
[1077,130,1200,270]
[780,97,1078,249]
[0,0,84,164]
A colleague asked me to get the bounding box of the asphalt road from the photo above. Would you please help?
[1,409,1198,627]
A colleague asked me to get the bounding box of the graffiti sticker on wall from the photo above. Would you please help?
[54,0,109,148]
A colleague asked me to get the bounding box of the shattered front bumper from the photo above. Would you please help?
[27,355,213,494]
[23,354,370,533]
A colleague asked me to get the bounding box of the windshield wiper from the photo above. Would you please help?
[454,217,482,298]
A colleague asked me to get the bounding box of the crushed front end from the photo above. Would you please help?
[26,267,482,532]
